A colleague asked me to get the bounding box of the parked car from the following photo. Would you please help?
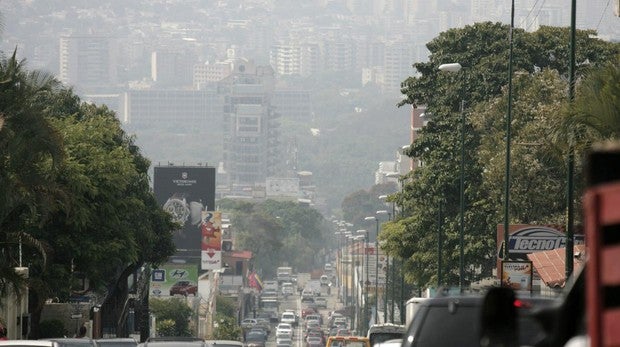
[169,280,198,296]
[320,275,330,286]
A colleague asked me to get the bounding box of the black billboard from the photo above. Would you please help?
[153,166,216,259]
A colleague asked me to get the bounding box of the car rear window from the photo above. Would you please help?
[414,305,480,347]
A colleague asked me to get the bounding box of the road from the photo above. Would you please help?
[264,272,341,347]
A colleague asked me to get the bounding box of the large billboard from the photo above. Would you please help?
[150,263,199,297]
[154,166,216,259]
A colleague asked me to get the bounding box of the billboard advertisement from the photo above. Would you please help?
[501,260,533,292]
[201,211,222,270]
[150,263,199,297]
[153,166,216,259]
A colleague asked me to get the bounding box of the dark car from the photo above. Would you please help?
[401,293,555,347]
[244,331,267,347]
[169,280,198,296]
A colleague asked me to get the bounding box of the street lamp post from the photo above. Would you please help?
[350,235,357,331]
[364,216,379,323]
[335,231,343,297]
[438,62,466,292]
[357,229,369,334]
[376,209,390,323]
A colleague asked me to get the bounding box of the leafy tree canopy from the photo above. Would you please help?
[218,199,328,277]
[389,22,619,288]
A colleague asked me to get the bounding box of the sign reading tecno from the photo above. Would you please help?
[508,226,584,254]
[496,224,585,275]
[497,224,584,259]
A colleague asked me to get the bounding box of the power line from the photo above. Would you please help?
[595,0,612,33]
[526,0,548,32]
[524,0,542,22]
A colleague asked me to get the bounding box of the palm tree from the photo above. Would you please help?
[572,57,620,140]
[0,50,63,298]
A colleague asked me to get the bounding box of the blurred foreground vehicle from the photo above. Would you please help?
[401,293,555,347]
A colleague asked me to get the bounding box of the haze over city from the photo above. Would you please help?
[1,0,618,212]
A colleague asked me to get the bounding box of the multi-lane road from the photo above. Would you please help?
[264,273,340,347]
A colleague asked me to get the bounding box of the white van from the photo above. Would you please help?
[320,274,330,286]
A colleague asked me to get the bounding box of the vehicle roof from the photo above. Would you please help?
[144,337,206,347]
[204,341,243,347]
[327,336,369,342]
[0,341,59,347]
[41,339,96,347]
[367,323,406,334]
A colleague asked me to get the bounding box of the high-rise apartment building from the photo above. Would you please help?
[218,62,281,186]
[381,41,416,94]
[270,44,302,75]
[59,35,118,89]
[193,61,234,88]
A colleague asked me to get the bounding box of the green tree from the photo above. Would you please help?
[392,22,619,288]
[150,298,193,337]
[216,295,237,318]
[0,51,64,301]
[218,199,328,276]
[341,183,398,228]
[564,56,620,142]
[213,316,242,340]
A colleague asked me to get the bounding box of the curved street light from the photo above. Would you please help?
[438,62,465,292]
[357,229,369,333]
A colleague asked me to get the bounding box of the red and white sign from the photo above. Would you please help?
[201,211,222,270]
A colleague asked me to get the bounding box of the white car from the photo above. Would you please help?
[275,336,293,346]
[276,323,294,338]
[281,311,297,326]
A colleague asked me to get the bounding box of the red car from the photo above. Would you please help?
[169,280,198,296]
[302,307,317,319]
